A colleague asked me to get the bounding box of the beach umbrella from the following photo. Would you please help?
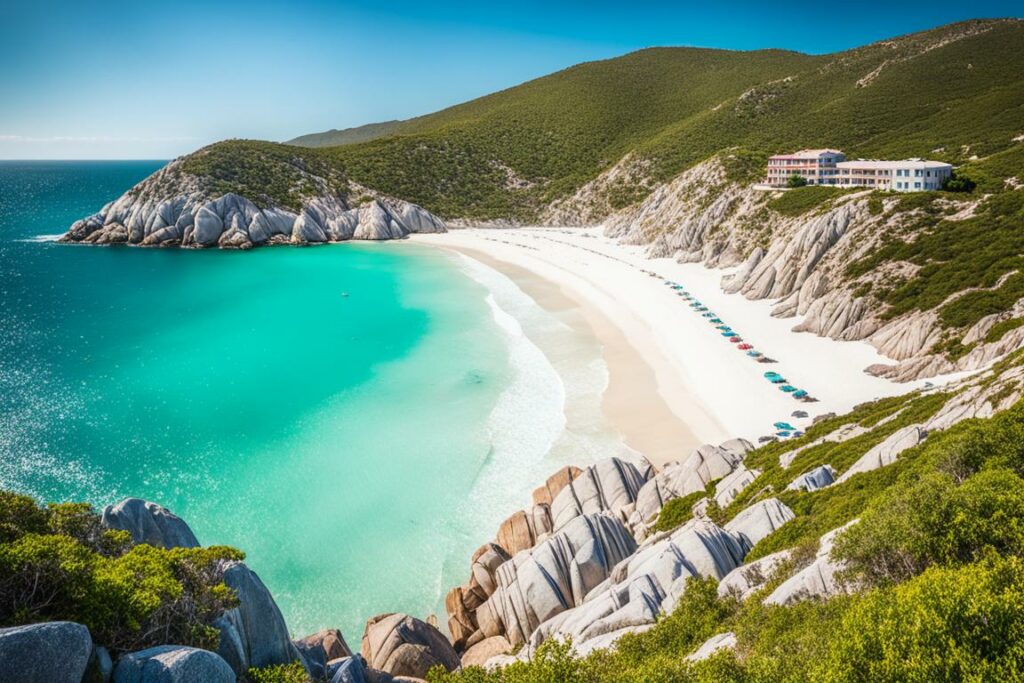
[776,431,792,438]
[773,422,795,430]
[710,318,722,324]
[738,343,753,350]
[764,371,780,378]
[770,377,787,384]
[793,390,809,399]
[781,385,797,392]
[747,351,762,357]
[729,337,742,343]
[793,431,805,437]
[721,331,735,337]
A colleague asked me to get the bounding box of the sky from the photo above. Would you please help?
[1,0,1020,159]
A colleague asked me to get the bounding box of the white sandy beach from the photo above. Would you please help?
[413,226,939,468]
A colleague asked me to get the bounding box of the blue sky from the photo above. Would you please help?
[1,1,1020,159]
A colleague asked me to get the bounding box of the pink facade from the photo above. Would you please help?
[765,149,846,187]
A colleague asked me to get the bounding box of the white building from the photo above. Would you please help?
[834,158,953,192]
[765,149,845,187]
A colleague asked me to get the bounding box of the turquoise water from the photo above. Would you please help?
[0,161,539,639]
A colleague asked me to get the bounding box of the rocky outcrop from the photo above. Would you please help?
[215,561,306,676]
[631,440,753,533]
[834,425,925,483]
[786,464,837,491]
[723,498,795,554]
[298,629,353,662]
[475,513,637,648]
[717,549,793,600]
[765,522,858,605]
[112,646,234,683]
[361,613,460,679]
[445,543,510,649]
[549,457,653,532]
[101,498,199,549]
[0,622,93,683]
[685,632,737,662]
[61,160,445,250]
[461,636,512,668]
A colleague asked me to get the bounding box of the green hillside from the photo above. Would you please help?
[287,120,404,147]
[178,19,1024,221]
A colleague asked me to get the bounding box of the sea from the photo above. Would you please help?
[0,161,625,639]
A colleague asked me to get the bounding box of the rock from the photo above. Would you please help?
[717,549,793,600]
[495,504,552,556]
[0,621,92,683]
[532,465,583,506]
[293,639,327,681]
[550,457,653,531]
[685,632,737,662]
[298,629,352,661]
[216,561,304,675]
[724,498,795,554]
[713,464,760,508]
[62,160,445,251]
[477,513,637,647]
[522,519,744,656]
[461,636,512,668]
[112,646,234,683]
[633,442,749,528]
[835,425,925,483]
[786,465,837,491]
[361,613,460,678]
[764,521,858,605]
[327,656,366,683]
[445,543,511,650]
[87,646,114,683]
[101,498,199,549]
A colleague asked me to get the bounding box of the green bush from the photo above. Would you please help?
[835,469,1024,586]
[786,174,808,188]
[0,493,242,654]
[248,661,313,683]
[652,490,708,533]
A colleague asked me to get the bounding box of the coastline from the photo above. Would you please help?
[412,226,937,467]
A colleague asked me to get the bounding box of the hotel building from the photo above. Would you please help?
[765,150,953,192]
[764,149,846,186]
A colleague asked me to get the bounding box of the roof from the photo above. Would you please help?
[768,149,845,160]
[836,158,953,170]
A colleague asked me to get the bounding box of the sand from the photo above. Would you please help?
[413,227,939,467]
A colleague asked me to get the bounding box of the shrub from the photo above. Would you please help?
[821,557,1024,682]
[248,661,312,683]
[0,492,243,654]
[942,170,977,192]
[652,490,708,533]
[786,174,807,188]
[834,469,1024,586]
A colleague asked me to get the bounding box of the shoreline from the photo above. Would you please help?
[412,227,936,466]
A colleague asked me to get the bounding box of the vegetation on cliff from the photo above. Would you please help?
[429,388,1024,682]
[0,493,242,654]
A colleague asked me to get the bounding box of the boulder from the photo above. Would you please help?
[724,498,795,554]
[531,466,582,506]
[101,498,199,549]
[717,549,793,600]
[713,464,760,508]
[764,521,859,605]
[328,656,367,683]
[477,513,637,647]
[633,441,750,527]
[298,628,352,661]
[216,561,304,675]
[786,464,837,492]
[685,632,737,662]
[495,505,552,556]
[549,457,652,531]
[522,519,744,656]
[361,613,460,678]
[0,621,92,683]
[354,201,408,240]
[461,636,512,668]
[835,425,925,483]
[112,646,234,683]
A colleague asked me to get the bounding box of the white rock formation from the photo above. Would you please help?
[62,160,445,249]
[764,521,858,605]
[786,464,837,491]
[717,549,793,600]
[723,498,796,554]
[549,457,653,532]
[685,632,737,662]
[835,425,925,483]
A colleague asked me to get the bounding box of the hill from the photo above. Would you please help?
[287,120,405,147]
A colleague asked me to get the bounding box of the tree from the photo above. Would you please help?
[786,173,808,188]
[942,171,976,192]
